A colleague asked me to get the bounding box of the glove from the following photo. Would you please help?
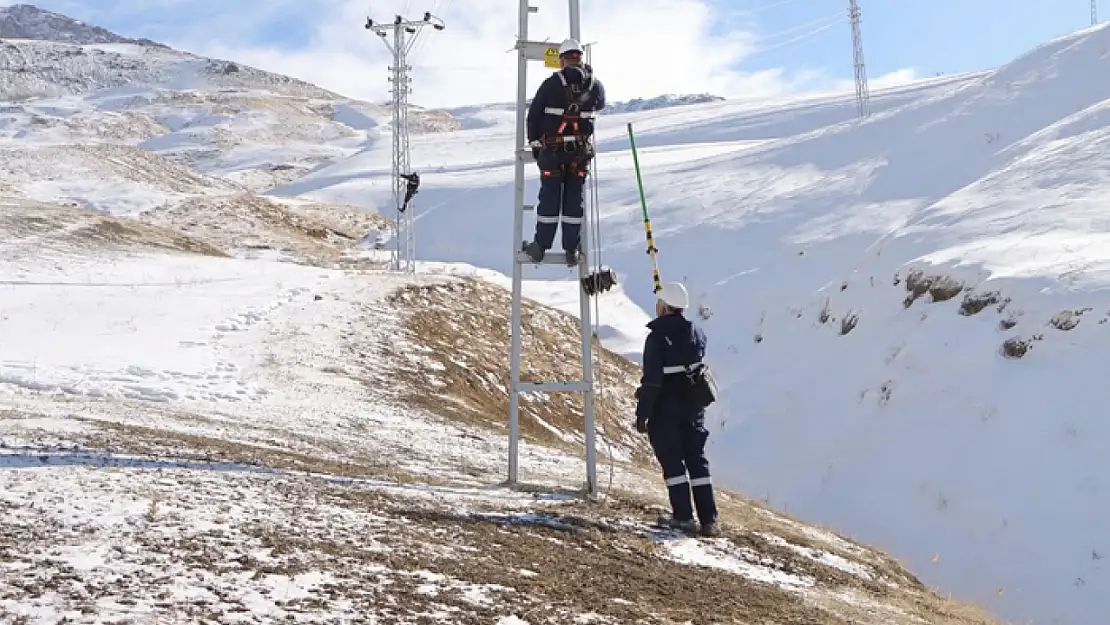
[635,386,659,417]
[635,414,648,434]
[529,139,542,162]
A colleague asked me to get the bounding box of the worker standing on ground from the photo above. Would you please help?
[634,281,720,537]
[523,38,606,267]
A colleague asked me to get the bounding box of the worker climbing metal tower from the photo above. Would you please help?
[506,0,615,496]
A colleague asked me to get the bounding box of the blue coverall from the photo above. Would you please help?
[634,312,719,526]
[525,64,606,256]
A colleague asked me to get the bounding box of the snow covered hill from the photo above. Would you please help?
[0,4,1067,624]
[601,93,726,114]
[447,93,728,130]
[0,193,993,623]
[374,22,1110,625]
[0,3,165,47]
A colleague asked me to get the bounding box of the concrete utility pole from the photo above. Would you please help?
[1093,0,1099,25]
[365,11,445,273]
[848,0,870,119]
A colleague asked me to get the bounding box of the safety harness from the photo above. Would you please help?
[541,69,597,170]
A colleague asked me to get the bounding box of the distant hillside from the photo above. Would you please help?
[0,3,165,47]
[0,37,344,101]
[601,93,725,114]
[445,93,727,130]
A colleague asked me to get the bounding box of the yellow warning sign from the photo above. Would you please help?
[543,46,560,68]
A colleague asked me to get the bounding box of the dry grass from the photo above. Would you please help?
[374,506,844,625]
[75,217,227,257]
[74,418,426,484]
[959,291,1009,316]
[22,109,169,142]
[0,198,227,259]
[37,417,1002,625]
[593,483,1000,625]
[1,143,230,193]
[373,277,1000,622]
[0,456,848,625]
[840,310,860,335]
[1049,307,1091,331]
[899,269,966,308]
[143,192,391,266]
[380,278,656,468]
[1002,335,1038,358]
[1,409,999,625]
[4,397,1006,625]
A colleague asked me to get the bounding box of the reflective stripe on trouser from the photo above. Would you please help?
[689,474,716,525]
[533,167,585,252]
[663,473,694,521]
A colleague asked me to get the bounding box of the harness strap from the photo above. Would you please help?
[541,69,596,151]
[544,107,595,118]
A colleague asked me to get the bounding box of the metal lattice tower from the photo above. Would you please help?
[365,12,445,273]
[507,0,598,495]
[1093,0,1099,25]
[848,0,870,119]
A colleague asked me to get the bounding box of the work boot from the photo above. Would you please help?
[674,519,697,534]
[522,240,545,263]
[656,515,697,534]
[564,247,578,267]
[699,522,720,537]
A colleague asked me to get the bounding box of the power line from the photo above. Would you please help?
[364,10,446,274]
[408,0,452,70]
[751,13,843,43]
[742,0,804,15]
[744,16,842,59]
[848,0,870,119]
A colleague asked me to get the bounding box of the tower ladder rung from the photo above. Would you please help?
[515,250,585,266]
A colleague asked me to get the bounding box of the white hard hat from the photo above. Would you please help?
[657,281,689,309]
[558,38,583,56]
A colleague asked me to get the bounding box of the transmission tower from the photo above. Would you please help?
[1093,0,1099,25]
[847,0,870,119]
[365,11,445,273]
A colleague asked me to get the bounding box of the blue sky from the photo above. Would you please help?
[5,0,1098,107]
[727,0,1091,78]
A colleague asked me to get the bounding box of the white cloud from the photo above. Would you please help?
[829,68,921,94]
[869,68,920,89]
[64,0,921,108]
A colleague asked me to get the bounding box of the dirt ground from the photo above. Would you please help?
[0,413,1001,625]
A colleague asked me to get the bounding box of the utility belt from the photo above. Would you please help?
[662,362,719,411]
[540,134,594,162]
[542,104,595,157]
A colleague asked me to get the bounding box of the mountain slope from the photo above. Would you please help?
[386,22,1110,625]
[0,5,1039,624]
[0,196,1001,624]
[0,3,164,46]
